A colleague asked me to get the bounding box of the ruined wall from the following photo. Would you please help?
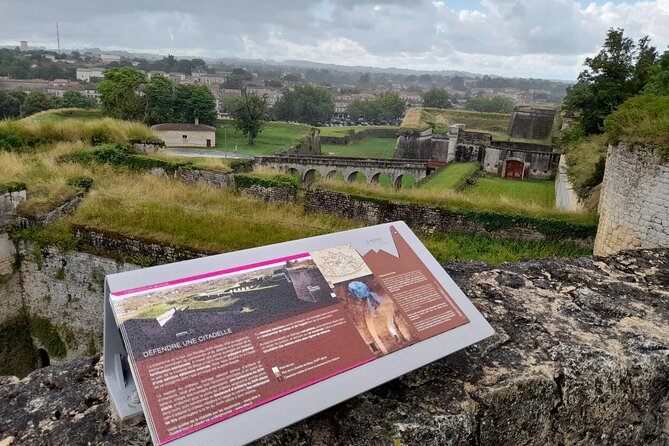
[1,248,667,446]
[17,242,139,363]
[304,189,594,246]
[0,233,22,327]
[281,128,322,155]
[175,167,235,189]
[594,143,669,256]
[239,185,297,203]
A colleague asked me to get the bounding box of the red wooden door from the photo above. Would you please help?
[505,160,524,179]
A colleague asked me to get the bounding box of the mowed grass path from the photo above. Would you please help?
[318,125,399,137]
[215,121,310,155]
[462,176,556,208]
[419,162,479,191]
[322,137,397,158]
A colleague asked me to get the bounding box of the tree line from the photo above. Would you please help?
[0,89,95,119]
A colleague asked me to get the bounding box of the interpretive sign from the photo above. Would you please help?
[104,221,494,446]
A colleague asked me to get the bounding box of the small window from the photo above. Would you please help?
[182,134,187,139]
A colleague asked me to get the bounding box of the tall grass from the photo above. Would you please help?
[400,107,511,134]
[0,117,157,152]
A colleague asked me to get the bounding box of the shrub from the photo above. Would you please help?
[229,158,255,172]
[234,173,299,189]
[66,176,94,192]
[59,144,191,174]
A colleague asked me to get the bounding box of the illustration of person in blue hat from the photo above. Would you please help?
[347,281,384,316]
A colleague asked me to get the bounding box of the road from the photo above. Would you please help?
[164,148,254,159]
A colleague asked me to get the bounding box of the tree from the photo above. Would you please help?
[97,67,147,121]
[422,88,451,109]
[144,75,174,124]
[173,84,217,125]
[20,92,56,117]
[643,51,669,96]
[219,95,241,114]
[347,92,406,122]
[0,91,21,119]
[60,90,94,109]
[465,97,514,113]
[273,85,334,124]
[563,28,657,135]
[231,92,270,145]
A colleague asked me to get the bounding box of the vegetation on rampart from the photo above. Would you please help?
[400,107,511,134]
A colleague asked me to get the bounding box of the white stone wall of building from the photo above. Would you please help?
[155,130,215,147]
[594,143,669,256]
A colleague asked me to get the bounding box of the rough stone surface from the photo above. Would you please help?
[17,242,139,363]
[304,188,594,247]
[1,248,667,445]
[175,167,235,189]
[0,190,26,229]
[17,194,83,229]
[595,143,669,256]
[239,185,297,203]
[507,107,556,140]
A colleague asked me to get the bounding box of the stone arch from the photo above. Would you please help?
[347,171,360,182]
[38,348,50,368]
[393,175,404,189]
[370,172,382,184]
[325,170,339,181]
[303,169,318,188]
[286,167,300,178]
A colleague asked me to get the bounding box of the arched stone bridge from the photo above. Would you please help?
[255,155,432,188]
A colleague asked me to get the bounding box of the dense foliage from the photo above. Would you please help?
[422,88,451,109]
[98,68,216,125]
[231,92,271,145]
[465,96,514,113]
[347,92,406,123]
[0,49,76,80]
[273,86,334,125]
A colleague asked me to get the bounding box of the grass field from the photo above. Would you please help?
[322,137,397,158]
[419,162,480,191]
[317,125,399,137]
[28,108,103,122]
[461,176,556,208]
[401,107,511,134]
[215,121,310,155]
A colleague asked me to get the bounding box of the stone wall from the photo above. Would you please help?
[239,185,297,203]
[72,226,208,264]
[394,128,434,159]
[175,167,235,189]
[0,189,26,229]
[280,128,322,155]
[1,248,667,445]
[507,107,556,140]
[17,194,84,229]
[304,189,594,246]
[0,233,22,327]
[16,242,139,363]
[483,143,560,180]
[594,143,669,256]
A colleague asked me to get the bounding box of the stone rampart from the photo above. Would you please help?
[594,143,669,256]
[175,167,235,189]
[239,185,297,203]
[507,107,556,140]
[304,189,594,246]
[1,248,667,445]
[17,194,84,229]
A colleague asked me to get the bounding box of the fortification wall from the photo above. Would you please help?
[0,189,26,228]
[239,184,297,203]
[1,248,667,445]
[507,108,556,140]
[594,143,669,256]
[17,242,139,363]
[304,189,594,247]
[394,129,434,159]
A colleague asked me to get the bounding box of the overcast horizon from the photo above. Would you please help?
[1,0,668,81]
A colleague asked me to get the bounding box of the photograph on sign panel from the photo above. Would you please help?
[333,275,419,355]
[114,257,336,360]
[310,244,373,286]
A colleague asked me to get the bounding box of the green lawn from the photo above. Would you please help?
[322,137,397,158]
[462,176,556,208]
[419,162,480,191]
[215,121,311,155]
[318,125,399,137]
[402,107,511,134]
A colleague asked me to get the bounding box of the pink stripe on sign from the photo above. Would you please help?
[113,253,311,297]
[159,357,375,445]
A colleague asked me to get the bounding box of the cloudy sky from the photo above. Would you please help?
[1,0,668,80]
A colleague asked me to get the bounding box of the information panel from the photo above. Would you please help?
[105,222,494,445]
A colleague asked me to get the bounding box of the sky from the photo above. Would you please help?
[1,0,668,80]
